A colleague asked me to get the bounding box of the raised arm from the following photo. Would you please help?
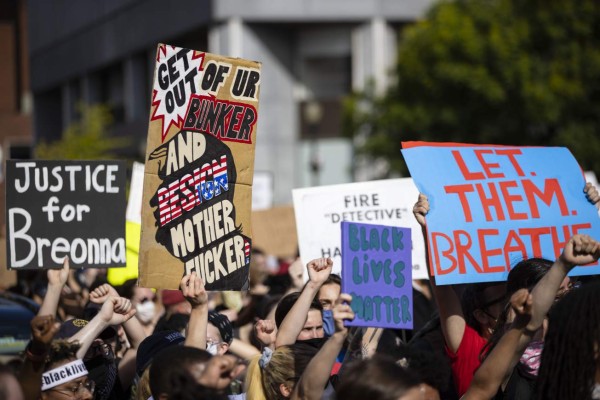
[254,319,277,350]
[19,315,59,400]
[527,234,600,332]
[463,289,533,400]
[463,234,600,400]
[90,283,149,388]
[275,258,332,348]
[182,272,209,349]
[37,257,69,317]
[90,283,147,348]
[361,327,383,359]
[292,293,354,400]
[413,193,466,352]
[70,296,136,359]
[228,338,261,360]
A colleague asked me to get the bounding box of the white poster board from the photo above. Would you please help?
[293,178,428,280]
[252,172,273,210]
[126,162,145,224]
[585,171,600,217]
[585,171,599,188]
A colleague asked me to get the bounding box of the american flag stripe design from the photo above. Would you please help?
[156,155,230,226]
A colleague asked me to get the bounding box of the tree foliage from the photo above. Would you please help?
[344,0,600,177]
[36,104,129,160]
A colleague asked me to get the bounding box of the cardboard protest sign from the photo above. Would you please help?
[341,221,413,329]
[402,141,600,285]
[293,179,427,280]
[139,44,261,290]
[6,160,126,269]
[251,206,297,258]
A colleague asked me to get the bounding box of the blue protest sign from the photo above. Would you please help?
[401,141,600,285]
[341,221,413,329]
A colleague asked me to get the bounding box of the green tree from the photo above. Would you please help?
[36,104,129,160]
[345,0,600,177]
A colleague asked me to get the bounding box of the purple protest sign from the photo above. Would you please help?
[341,221,413,329]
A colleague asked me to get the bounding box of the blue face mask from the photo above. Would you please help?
[322,309,335,337]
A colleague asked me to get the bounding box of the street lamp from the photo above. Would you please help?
[304,100,323,186]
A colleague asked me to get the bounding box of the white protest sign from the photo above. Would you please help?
[293,178,427,280]
[585,171,600,217]
[126,162,145,224]
[252,172,273,210]
[585,171,599,188]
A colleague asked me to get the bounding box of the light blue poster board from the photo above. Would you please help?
[401,142,600,285]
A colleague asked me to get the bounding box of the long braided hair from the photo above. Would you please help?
[536,281,600,400]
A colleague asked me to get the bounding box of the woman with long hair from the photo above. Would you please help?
[536,280,600,400]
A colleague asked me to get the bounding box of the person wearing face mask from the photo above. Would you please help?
[274,258,334,351]
[317,274,341,337]
[275,293,326,349]
[55,318,120,400]
[179,272,246,397]
[154,290,193,334]
[118,280,160,335]
[135,297,157,326]
[206,311,234,356]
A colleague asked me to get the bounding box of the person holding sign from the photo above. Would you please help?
[245,293,355,400]
[463,233,600,399]
[415,188,600,398]
[292,293,355,400]
[414,194,506,397]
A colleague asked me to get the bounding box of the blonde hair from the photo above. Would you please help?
[245,346,297,400]
[134,367,152,400]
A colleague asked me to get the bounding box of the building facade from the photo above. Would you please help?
[1,0,31,228]
[28,0,433,205]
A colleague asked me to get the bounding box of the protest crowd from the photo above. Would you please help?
[0,180,599,400]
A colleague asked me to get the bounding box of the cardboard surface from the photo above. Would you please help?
[5,160,126,269]
[139,44,261,290]
[293,179,427,280]
[341,222,413,329]
[402,142,600,285]
[251,206,297,258]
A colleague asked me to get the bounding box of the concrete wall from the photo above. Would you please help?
[213,0,431,22]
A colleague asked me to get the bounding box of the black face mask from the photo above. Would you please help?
[296,336,327,350]
[84,343,117,400]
